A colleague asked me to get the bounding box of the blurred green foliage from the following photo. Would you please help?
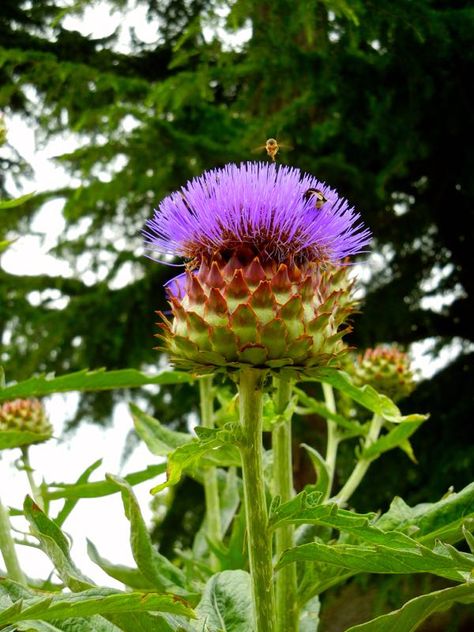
[0,0,473,505]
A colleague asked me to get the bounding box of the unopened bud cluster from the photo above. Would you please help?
[352,346,415,401]
[0,398,53,444]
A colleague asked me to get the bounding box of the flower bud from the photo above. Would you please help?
[352,346,416,401]
[0,399,53,445]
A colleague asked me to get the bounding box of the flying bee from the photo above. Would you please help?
[303,188,328,209]
[252,138,292,162]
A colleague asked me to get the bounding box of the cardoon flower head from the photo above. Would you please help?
[352,346,416,401]
[0,398,53,446]
[145,162,371,373]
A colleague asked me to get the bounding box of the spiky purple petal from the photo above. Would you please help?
[144,162,371,266]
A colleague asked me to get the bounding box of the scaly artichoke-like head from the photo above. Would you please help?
[0,398,53,445]
[144,162,371,374]
[352,346,416,401]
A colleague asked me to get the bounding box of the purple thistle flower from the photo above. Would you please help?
[144,162,371,267]
[146,162,371,373]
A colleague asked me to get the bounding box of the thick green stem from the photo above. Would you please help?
[239,368,275,632]
[199,376,221,571]
[21,447,44,510]
[336,413,384,505]
[323,382,339,495]
[272,376,298,632]
[0,496,26,584]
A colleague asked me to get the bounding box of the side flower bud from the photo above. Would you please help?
[352,346,416,402]
[0,399,53,446]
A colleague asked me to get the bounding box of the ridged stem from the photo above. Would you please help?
[239,368,275,632]
[199,376,221,571]
[272,375,298,632]
[336,413,384,505]
[0,496,26,584]
[323,383,339,495]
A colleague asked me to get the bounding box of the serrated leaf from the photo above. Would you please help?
[377,482,474,546]
[86,540,156,590]
[277,534,473,582]
[106,474,186,591]
[130,403,191,456]
[45,463,166,501]
[0,587,194,626]
[10,618,120,631]
[193,570,254,631]
[301,444,331,500]
[0,368,193,402]
[23,496,94,592]
[362,415,427,460]
[307,370,411,423]
[0,430,52,451]
[345,582,474,632]
[151,430,240,494]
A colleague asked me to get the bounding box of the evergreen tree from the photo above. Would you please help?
[0,0,473,498]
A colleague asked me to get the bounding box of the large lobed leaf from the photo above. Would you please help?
[307,369,426,424]
[0,587,194,626]
[193,570,254,632]
[20,496,195,630]
[106,474,187,592]
[274,491,474,584]
[345,582,474,632]
[0,368,193,402]
[376,482,474,546]
[150,426,241,494]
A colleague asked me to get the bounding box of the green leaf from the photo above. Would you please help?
[106,474,186,591]
[54,459,102,527]
[0,368,193,402]
[130,402,191,456]
[345,582,474,632]
[86,540,156,590]
[301,444,331,500]
[277,534,474,583]
[295,388,366,438]
[0,430,52,451]
[0,192,36,210]
[151,428,241,494]
[45,464,166,501]
[0,238,16,253]
[193,570,254,631]
[307,370,410,423]
[362,415,427,460]
[376,482,474,546]
[23,496,94,591]
[0,588,194,626]
[9,618,119,631]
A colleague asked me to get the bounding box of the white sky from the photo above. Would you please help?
[0,0,468,588]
